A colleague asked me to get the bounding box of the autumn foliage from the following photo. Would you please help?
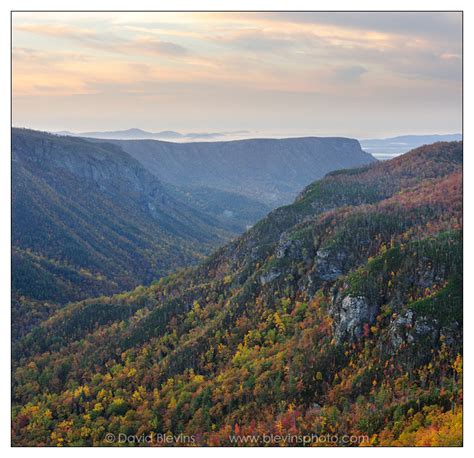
[12,142,463,446]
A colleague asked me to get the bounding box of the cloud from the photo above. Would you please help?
[209,29,297,53]
[333,65,368,83]
[132,37,188,56]
[11,12,462,136]
[15,23,96,39]
[15,22,190,58]
[12,47,92,64]
[238,12,462,44]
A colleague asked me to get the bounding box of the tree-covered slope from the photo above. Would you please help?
[11,142,462,446]
[12,128,231,305]
[164,184,271,234]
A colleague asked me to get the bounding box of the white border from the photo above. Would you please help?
[1,1,471,456]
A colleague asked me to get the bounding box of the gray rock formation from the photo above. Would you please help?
[260,270,282,285]
[315,248,347,281]
[387,310,439,354]
[331,295,378,343]
[387,310,415,349]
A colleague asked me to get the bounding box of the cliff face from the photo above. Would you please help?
[103,136,376,206]
[12,128,168,201]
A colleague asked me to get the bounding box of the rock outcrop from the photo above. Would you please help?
[315,248,347,281]
[330,294,379,343]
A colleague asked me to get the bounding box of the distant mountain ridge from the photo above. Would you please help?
[102,136,376,206]
[360,133,462,159]
[55,128,250,141]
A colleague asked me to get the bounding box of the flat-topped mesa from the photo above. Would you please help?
[98,136,376,206]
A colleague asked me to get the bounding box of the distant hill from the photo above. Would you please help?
[101,137,376,206]
[360,133,462,159]
[12,128,233,304]
[75,128,183,139]
[55,128,250,141]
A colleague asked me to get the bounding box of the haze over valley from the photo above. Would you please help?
[52,128,462,161]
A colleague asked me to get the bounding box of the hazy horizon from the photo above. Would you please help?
[11,125,462,142]
[12,12,462,138]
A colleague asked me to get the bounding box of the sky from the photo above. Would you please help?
[12,12,462,138]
